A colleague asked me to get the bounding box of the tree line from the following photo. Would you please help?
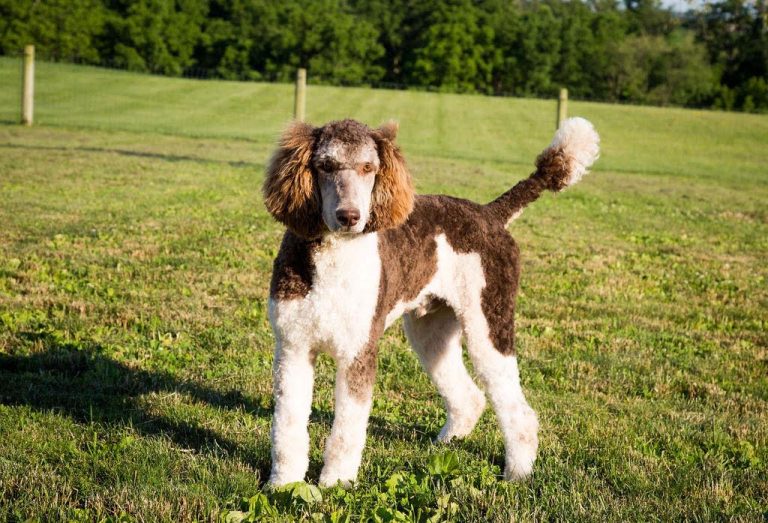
[1,0,767,112]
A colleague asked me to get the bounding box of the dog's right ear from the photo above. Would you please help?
[263,121,323,239]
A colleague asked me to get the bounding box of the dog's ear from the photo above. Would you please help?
[367,122,414,231]
[263,121,323,239]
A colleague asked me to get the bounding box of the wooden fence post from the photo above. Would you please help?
[556,87,568,129]
[294,68,306,122]
[21,45,35,126]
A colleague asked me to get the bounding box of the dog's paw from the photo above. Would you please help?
[267,474,304,489]
[436,391,486,442]
[503,450,536,481]
[318,471,355,489]
[503,428,538,481]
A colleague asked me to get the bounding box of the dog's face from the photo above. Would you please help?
[313,125,380,234]
[263,119,414,239]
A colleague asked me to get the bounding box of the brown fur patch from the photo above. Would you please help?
[346,338,379,402]
[318,119,373,146]
[346,210,440,400]
[269,231,319,300]
[534,145,572,191]
[263,122,324,239]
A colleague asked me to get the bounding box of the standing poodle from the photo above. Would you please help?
[263,117,600,487]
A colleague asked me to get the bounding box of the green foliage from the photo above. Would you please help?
[692,0,768,111]
[264,0,384,84]
[1,0,766,111]
[410,0,494,93]
[0,0,105,61]
[99,0,208,75]
[604,31,717,105]
[425,451,460,477]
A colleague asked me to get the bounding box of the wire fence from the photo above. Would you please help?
[0,55,22,124]
[0,52,310,142]
[0,50,577,141]
[0,50,589,176]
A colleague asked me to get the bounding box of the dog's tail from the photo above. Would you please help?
[486,117,600,226]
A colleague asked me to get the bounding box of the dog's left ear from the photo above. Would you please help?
[367,121,414,231]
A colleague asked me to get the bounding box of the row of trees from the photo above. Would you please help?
[1,0,767,112]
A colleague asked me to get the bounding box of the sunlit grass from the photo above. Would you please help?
[0,60,766,521]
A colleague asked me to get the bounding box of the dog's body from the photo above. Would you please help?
[263,118,600,487]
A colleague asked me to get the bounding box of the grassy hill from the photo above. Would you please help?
[0,58,766,521]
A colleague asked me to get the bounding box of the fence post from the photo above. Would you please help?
[294,68,306,122]
[21,45,35,126]
[556,87,568,129]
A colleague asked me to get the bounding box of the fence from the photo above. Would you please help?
[0,51,300,142]
[2,47,569,139]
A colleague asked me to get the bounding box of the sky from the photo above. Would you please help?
[660,0,706,12]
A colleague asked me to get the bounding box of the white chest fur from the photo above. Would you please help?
[269,233,382,363]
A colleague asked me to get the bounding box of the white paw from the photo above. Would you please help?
[267,472,305,488]
[318,470,355,488]
[503,430,538,481]
[436,392,486,442]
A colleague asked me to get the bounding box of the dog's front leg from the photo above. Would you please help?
[268,340,316,487]
[319,344,376,487]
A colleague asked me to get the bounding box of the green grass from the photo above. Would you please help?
[0,59,767,521]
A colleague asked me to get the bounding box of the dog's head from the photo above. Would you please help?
[263,119,414,239]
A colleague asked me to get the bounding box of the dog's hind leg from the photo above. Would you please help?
[404,305,486,442]
[462,307,539,481]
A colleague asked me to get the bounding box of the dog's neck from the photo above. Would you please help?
[316,231,375,249]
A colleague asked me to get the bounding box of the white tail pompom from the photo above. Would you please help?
[550,117,601,186]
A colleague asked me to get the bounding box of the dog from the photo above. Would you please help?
[262,117,600,487]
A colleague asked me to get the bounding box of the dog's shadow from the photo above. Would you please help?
[0,330,276,480]
[0,331,435,485]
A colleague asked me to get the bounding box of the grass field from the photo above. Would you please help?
[0,58,767,521]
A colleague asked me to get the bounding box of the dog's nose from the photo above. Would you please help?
[336,208,361,227]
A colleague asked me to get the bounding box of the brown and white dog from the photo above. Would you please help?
[263,117,600,487]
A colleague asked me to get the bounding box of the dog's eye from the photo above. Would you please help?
[317,159,334,172]
[362,162,374,173]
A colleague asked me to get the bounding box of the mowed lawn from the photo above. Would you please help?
[0,60,767,521]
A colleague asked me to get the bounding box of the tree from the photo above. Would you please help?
[99,0,207,75]
[604,31,717,106]
[549,0,601,99]
[241,0,383,85]
[0,0,105,62]
[511,3,562,96]
[195,0,279,80]
[624,0,677,35]
[694,0,768,89]
[408,0,494,92]
[646,30,718,106]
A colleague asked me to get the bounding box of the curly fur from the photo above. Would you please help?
[367,122,414,231]
[263,122,323,239]
[264,117,600,488]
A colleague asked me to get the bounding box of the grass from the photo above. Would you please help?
[0,58,767,521]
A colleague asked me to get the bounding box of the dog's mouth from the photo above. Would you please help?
[329,224,364,235]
